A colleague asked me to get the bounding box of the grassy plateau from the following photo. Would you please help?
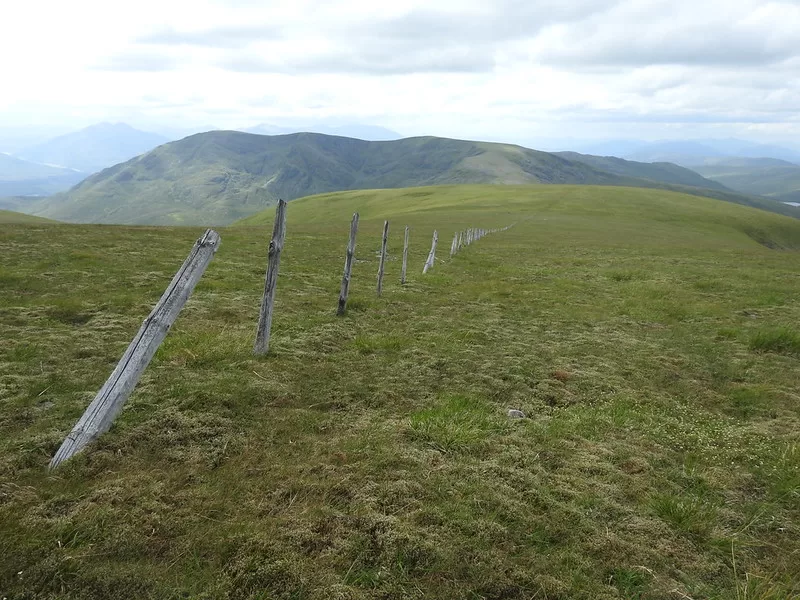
[1,184,799,599]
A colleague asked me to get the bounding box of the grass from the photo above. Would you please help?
[1,184,799,599]
[749,327,800,355]
[0,209,56,224]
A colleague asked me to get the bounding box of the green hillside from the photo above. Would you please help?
[555,151,730,191]
[32,132,635,225]
[2,185,799,599]
[0,208,56,224]
[693,162,800,199]
[32,131,798,226]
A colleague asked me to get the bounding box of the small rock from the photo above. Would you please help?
[507,409,526,419]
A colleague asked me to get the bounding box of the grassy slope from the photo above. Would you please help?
[2,185,799,599]
[0,209,56,224]
[693,163,800,198]
[33,131,799,226]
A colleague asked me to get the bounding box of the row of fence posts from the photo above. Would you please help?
[49,200,514,468]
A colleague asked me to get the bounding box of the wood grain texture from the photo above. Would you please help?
[254,199,287,355]
[49,229,221,469]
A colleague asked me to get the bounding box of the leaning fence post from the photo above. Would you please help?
[401,225,409,285]
[337,213,359,315]
[254,198,288,355]
[376,220,389,297]
[49,229,221,469]
[423,230,438,274]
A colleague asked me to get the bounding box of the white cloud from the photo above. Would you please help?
[0,0,798,146]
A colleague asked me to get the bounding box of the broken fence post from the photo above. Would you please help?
[376,220,389,297]
[401,225,409,285]
[49,229,221,469]
[254,198,288,355]
[423,230,438,274]
[337,213,359,315]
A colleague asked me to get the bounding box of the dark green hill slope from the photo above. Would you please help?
[692,162,800,199]
[555,151,729,191]
[30,132,800,225]
[34,132,634,225]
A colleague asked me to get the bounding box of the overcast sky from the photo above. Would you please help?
[2,0,799,146]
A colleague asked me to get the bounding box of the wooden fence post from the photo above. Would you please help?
[337,213,359,315]
[450,232,458,257]
[423,230,438,274]
[254,199,287,355]
[376,220,389,296]
[401,225,409,285]
[49,229,221,469]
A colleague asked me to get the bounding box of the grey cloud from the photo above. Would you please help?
[92,52,177,72]
[364,0,620,44]
[539,37,797,68]
[219,46,495,75]
[532,2,800,69]
[138,24,282,48]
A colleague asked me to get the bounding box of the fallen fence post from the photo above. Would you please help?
[337,213,360,315]
[49,229,221,469]
[423,230,438,274]
[254,198,288,355]
[401,225,409,285]
[376,220,389,296]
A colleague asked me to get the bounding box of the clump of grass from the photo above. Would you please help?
[748,327,800,355]
[352,334,407,355]
[607,269,641,282]
[408,395,501,453]
[609,567,650,599]
[652,494,717,540]
[46,299,94,325]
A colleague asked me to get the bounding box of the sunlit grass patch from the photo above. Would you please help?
[651,493,718,540]
[408,395,503,453]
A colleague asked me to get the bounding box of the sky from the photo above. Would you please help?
[1,0,799,147]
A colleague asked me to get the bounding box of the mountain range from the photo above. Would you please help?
[572,138,800,166]
[27,131,799,225]
[16,122,169,174]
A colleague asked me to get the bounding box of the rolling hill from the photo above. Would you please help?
[554,151,729,191]
[3,184,799,599]
[691,161,800,201]
[29,131,800,225]
[17,122,169,174]
[0,208,56,223]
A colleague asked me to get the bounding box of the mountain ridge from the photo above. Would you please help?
[28,131,800,225]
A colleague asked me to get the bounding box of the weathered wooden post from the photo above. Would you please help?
[376,220,389,297]
[450,232,458,257]
[401,225,409,285]
[254,199,288,355]
[49,229,221,469]
[423,230,438,274]
[458,231,463,250]
[337,213,359,315]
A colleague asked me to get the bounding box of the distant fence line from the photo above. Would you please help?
[49,203,516,468]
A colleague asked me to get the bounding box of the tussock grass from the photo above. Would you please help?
[749,327,800,355]
[1,185,800,599]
